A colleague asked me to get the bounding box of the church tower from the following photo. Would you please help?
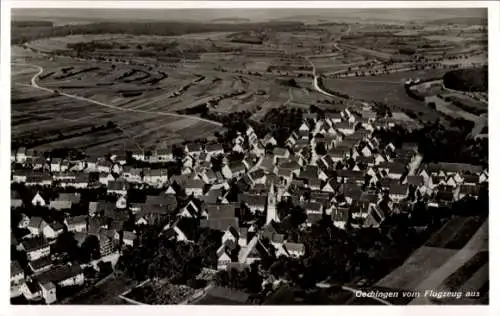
[266,182,280,224]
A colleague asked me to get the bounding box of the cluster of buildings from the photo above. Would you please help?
[11,103,488,304]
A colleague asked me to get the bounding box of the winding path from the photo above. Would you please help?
[14,62,224,127]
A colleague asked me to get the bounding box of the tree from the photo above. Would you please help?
[98,261,113,278]
[315,142,327,156]
[80,235,101,262]
[53,232,79,261]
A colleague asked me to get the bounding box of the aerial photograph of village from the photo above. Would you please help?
[10,7,488,305]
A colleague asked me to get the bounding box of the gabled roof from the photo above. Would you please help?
[332,207,349,222]
[185,178,205,189]
[406,175,424,186]
[201,217,239,232]
[108,180,129,191]
[36,264,83,284]
[66,215,87,226]
[11,260,24,276]
[238,193,267,207]
[284,242,305,254]
[123,231,136,241]
[302,201,322,212]
[206,204,237,219]
[205,143,224,153]
[389,183,409,196]
[55,193,81,203]
[29,257,53,271]
[22,238,49,252]
[28,216,44,229]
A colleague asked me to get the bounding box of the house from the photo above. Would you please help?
[12,170,28,183]
[50,158,62,173]
[39,281,57,304]
[363,205,386,228]
[36,264,84,288]
[27,217,47,236]
[31,192,47,207]
[28,257,54,274]
[185,178,205,197]
[152,148,174,163]
[42,222,65,239]
[143,168,169,186]
[122,167,143,183]
[272,147,290,163]
[205,143,225,157]
[332,207,350,229]
[283,242,305,258]
[277,168,293,186]
[217,244,235,270]
[17,213,31,229]
[107,180,129,196]
[328,147,350,162]
[20,281,41,301]
[325,112,343,125]
[65,215,87,233]
[11,190,23,208]
[98,229,118,256]
[178,200,202,218]
[20,239,51,261]
[11,260,25,285]
[262,134,277,147]
[239,193,267,213]
[389,183,409,202]
[68,173,90,189]
[97,160,113,173]
[26,174,53,186]
[132,150,146,161]
[122,231,136,247]
[88,200,115,217]
[145,193,178,212]
[185,143,203,157]
[99,173,115,186]
[49,193,81,210]
[222,162,246,180]
[336,121,356,136]
[298,121,311,133]
[457,184,481,200]
[303,201,323,215]
[387,163,407,180]
[112,162,123,176]
[462,174,480,185]
[221,226,240,245]
[16,147,27,163]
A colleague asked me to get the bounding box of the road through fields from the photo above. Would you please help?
[13,62,224,128]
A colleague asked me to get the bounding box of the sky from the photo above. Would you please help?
[12,8,487,24]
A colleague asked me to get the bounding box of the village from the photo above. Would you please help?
[10,100,488,305]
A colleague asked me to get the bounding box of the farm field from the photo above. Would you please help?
[375,246,459,291]
[11,65,223,155]
[322,69,450,121]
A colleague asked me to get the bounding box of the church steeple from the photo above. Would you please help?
[266,182,279,224]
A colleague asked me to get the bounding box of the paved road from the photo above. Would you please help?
[14,62,224,128]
